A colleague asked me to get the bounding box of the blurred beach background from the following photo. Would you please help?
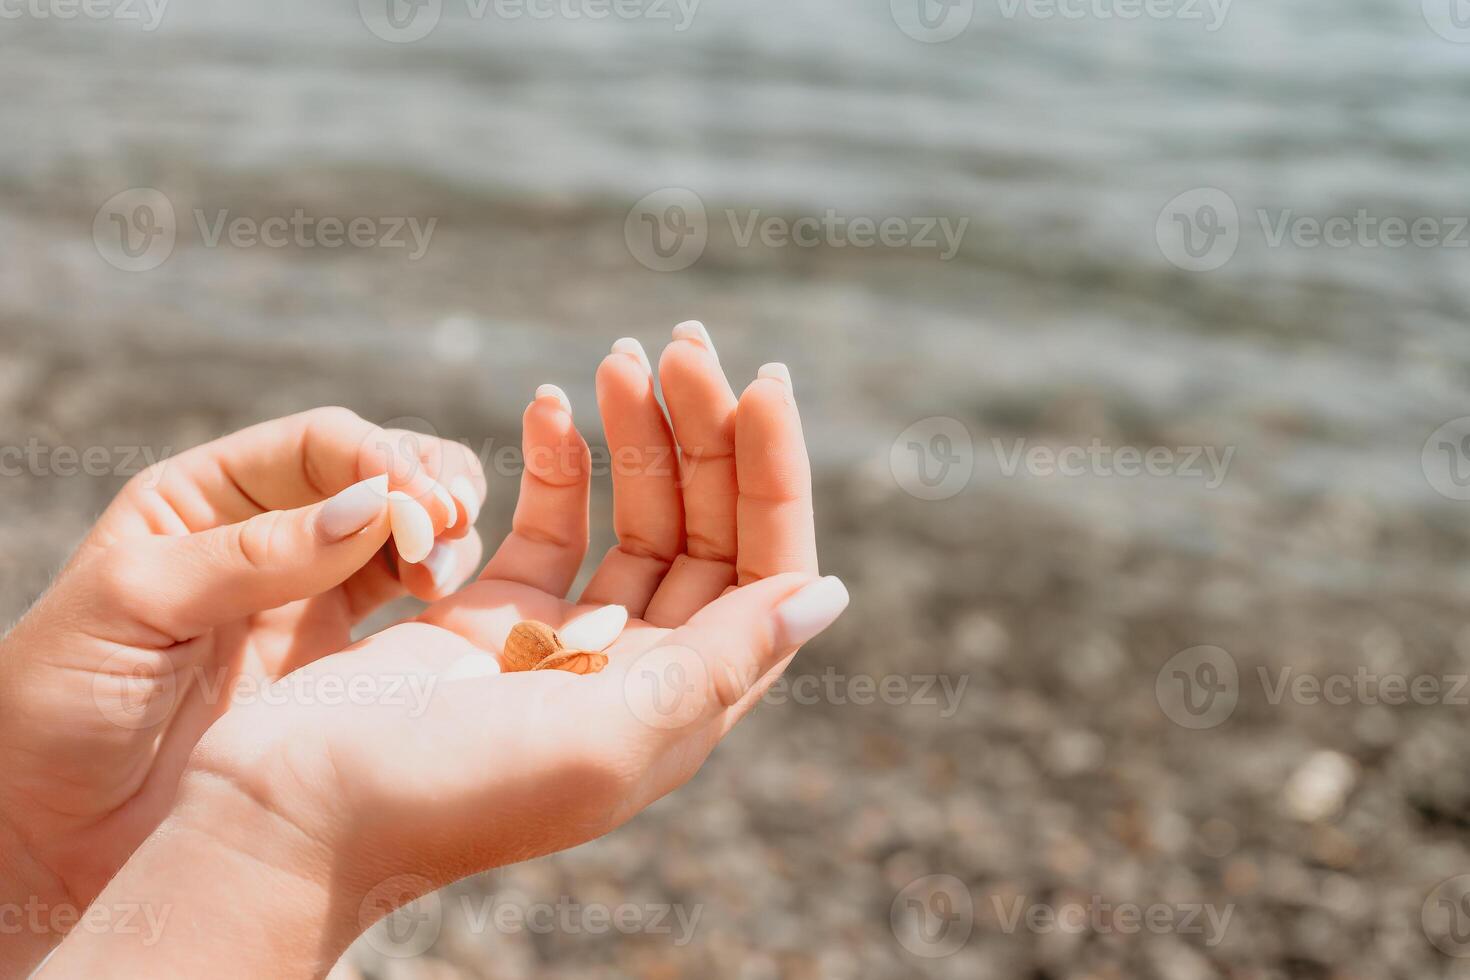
[4,0,1470,976]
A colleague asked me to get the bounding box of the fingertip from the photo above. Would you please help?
[388,490,434,564]
[432,481,457,529]
[772,575,848,649]
[523,389,589,488]
[757,362,792,392]
[535,383,572,416]
[672,319,716,357]
[599,346,656,399]
[611,336,653,375]
[741,371,796,410]
[448,474,482,519]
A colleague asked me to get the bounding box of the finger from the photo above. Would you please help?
[341,547,407,621]
[375,429,458,541]
[579,339,684,616]
[88,476,394,644]
[425,439,487,542]
[642,321,739,626]
[734,365,818,585]
[477,386,590,596]
[397,529,485,602]
[107,406,464,537]
[599,574,848,740]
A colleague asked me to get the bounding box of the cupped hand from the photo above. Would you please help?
[0,407,486,911]
[178,323,848,953]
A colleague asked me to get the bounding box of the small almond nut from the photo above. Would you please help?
[533,649,609,675]
[503,620,562,673]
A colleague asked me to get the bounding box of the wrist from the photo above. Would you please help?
[40,774,360,980]
[0,807,73,976]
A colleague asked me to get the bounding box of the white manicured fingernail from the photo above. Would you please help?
[672,320,716,357]
[758,362,792,390]
[611,337,652,375]
[317,475,389,542]
[445,654,502,680]
[559,604,628,652]
[422,540,461,592]
[536,384,572,415]
[431,481,457,528]
[773,576,849,649]
[388,491,434,564]
[448,474,482,523]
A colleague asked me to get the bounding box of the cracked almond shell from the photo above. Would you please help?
[503,620,562,673]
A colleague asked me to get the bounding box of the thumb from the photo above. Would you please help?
[602,573,850,738]
[93,475,395,642]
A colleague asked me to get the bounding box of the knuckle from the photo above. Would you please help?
[233,511,289,570]
[449,440,486,482]
[92,546,149,606]
[706,648,758,711]
[303,405,364,432]
[87,540,176,628]
[126,460,169,494]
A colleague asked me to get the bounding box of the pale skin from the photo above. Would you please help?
[0,321,848,977]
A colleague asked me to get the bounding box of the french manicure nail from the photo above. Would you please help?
[388,491,434,564]
[536,383,572,415]
[317,475,389,542]
[611,337,652,375]
[672,320,716,358]
[445,654,502,681]
[448,474,482,523]
[773,576,849,649]
[757,362,792,391]
[422,540,461,592]
[431,482,457,529]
